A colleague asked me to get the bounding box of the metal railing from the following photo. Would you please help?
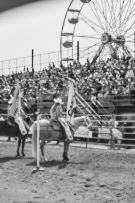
[0,49,71,75]
[32,113,135,149]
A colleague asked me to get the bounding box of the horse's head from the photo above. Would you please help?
[72,116,92,130]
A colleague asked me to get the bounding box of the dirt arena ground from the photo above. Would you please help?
[0,139,135,203]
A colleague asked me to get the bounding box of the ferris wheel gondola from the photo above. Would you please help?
[60,0,135,65]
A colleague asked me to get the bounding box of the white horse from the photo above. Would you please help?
[32,115,123,162]
[32,116,89,161]
[98,126,123,148]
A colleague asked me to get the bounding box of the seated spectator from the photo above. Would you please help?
[125,65,134,79]
[27,91,36,108]
[1,54,135,112]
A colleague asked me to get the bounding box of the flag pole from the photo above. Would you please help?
[7,80,20,118]
[32,109,44,172]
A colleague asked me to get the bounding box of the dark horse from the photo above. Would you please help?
[0,115,30,157]
[0,94,37,157]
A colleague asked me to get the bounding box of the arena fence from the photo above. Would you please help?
[34,113,135,149]
[77,114,135,149]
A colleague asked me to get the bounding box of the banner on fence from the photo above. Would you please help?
[98,127,110,139]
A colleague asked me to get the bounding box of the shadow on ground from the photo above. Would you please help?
[27,159,68,168]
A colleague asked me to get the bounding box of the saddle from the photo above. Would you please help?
[50,118,74,142]
[50,119,61,130]
[59,118,74,142]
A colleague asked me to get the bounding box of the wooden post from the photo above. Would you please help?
[2,61,3,76]
[32,109,44,172]
[32,49,34,71]
[134,32,135,59]
[77,41,79,62]
[109,114,115,149]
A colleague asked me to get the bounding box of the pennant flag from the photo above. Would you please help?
[66,78,76,124]
[7,80,20,118]
[4,76,8,86]
[15,89,22,119]
[7,81,27,135]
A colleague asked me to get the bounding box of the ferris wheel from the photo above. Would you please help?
[60,0,135,65]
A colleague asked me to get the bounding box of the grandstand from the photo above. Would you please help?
[0,53,135,147]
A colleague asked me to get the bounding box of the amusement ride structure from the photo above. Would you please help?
[60,0,135,64]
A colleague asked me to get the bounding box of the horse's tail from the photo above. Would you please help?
[32,122,37,158]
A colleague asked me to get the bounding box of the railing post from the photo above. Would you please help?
[48,53,50,65]
[109,114,115,149]
[129,84,131,103]
[9,60,10,75]
[40,54,41,71]
[24,57,25,72]
[16,58,18,73]
[58,51,60,67]
[2,61,3,76]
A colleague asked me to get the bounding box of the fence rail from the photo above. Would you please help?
[0,49,72,75]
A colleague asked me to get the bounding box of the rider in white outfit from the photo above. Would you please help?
[50,97,64,122]
[50,97,73,161]
[50,97,65,146]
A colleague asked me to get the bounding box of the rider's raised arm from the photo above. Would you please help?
[50,102,59,118]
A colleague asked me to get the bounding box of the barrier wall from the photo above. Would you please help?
[73,114,135,148]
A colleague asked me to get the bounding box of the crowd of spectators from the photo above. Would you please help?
[0,56,135,113]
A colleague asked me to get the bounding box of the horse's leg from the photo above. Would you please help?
[110,129,115,150]
[16,138,21,157]
[7,137,11,142]
[117,139,121,150]
[21,134,27,157]
[40,140,48,162]
[63,141,70,161]
[57,140,60,145]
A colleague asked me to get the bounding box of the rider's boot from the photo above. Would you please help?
[63,152,69,161]
[21,152,25,157]
[16,151,21,157]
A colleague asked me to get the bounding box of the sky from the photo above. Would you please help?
[0,0,70,61]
